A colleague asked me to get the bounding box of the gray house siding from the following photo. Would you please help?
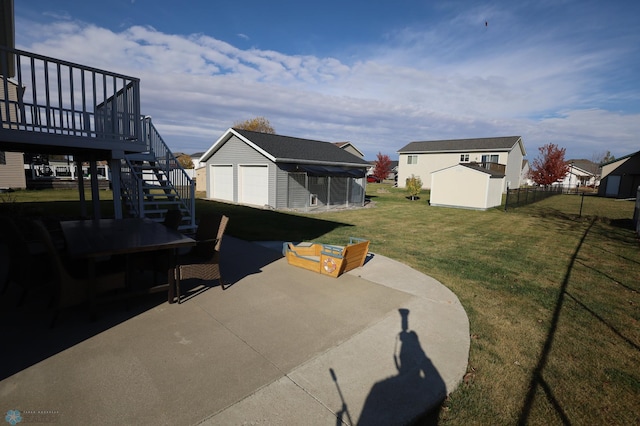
[275,166,290,208]
[206,134,276,206]
[202,129,369,210]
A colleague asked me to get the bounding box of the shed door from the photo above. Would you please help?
[239,165,268,206]
[605,175,621,197]
[211,165,233,202]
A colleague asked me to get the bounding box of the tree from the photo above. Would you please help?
[176,154,194,169]
[373,152,392,182]
[592,150,615,165]
[233,116,275,134]
[406,175,423,200]
[529,143,570,186]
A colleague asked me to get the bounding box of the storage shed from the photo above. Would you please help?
[199,128,370,211]
[430,163,505,210]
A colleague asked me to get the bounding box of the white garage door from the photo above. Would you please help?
[211,165,233,202]
[240,165,269,206]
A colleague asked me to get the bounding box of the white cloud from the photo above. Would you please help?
[14,13,639,159]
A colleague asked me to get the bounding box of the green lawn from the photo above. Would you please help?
[4,186,639,424]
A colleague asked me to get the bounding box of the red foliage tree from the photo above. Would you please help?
[529,143,570,186]
[373,152,392,182]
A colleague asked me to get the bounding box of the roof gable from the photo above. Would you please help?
[398,136,523,154]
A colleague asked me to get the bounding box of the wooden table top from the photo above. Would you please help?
[60,218,195,258]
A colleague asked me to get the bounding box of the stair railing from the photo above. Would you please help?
[140,116,195,229]
[119,158,145,219]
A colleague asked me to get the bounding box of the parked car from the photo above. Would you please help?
[367,175,381,183]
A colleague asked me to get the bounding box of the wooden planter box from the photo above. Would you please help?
[283,237,370,278]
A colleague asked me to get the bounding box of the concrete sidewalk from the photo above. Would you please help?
[0,237,469,425]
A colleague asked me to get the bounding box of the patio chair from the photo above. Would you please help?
[175,214,229,303]
[0,217,50,304]
[163,209,182,230]
[32,220,126,325]
[128,209,183,286]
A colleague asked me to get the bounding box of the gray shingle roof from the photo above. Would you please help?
[398,136,522,153]
[460,163,505,178]
[234,128,369,166]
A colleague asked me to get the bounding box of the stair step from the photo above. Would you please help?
[125,153,157,162]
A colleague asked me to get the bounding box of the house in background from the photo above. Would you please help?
[0,65,26,190]
[366,160,399,181]
[333,141,364,159]
[520,159,533,186]
[430,163,504,210]
[190,151,206,192]
[0,151,25,190]
[397,136,526,192]
[555,160,598,189]
[598,150,640,198]
[200,128,370,211]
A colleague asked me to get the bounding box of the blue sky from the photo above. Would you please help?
[13,0,640,161]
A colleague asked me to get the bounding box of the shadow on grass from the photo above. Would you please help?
[196,199,354,241]
[517,219,595,425]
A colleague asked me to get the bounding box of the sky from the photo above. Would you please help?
[13,0,640,161]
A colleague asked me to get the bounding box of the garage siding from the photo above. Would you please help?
[205,135,276,206]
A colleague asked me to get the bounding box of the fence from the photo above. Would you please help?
[504,185,597,211]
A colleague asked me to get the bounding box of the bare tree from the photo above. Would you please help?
[591,150,615,165]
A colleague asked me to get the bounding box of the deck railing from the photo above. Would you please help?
[0,46,141,142]
[141,116,195,227]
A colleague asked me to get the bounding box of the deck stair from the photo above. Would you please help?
[120,117,196,232]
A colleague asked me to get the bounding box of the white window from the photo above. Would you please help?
[460,154,469,162]
[482,154,499,163]
[407,155,418,165]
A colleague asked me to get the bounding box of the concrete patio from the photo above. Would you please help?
[0,237,469,425]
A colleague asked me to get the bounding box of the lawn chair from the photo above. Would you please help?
[0,217,50,305]
[175,214,229,303]
[32,220,126,325]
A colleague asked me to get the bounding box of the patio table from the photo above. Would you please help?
[59,218,196,312]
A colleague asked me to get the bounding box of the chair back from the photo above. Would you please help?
[32,220,88,308]
[192,214,229,258]
[163,209,182,230]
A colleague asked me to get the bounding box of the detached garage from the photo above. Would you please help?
[430,163,505,210]
[200,128,370,210]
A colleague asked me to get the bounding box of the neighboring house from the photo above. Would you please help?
[397,136,526,192]
[598,150,640,198]
[333,142,364,159]
[520,159,533,187]
[367,160,399,180]
[191,151,205,169]
[200,128,370,210]
[191,151,206,192]
[555,162,597,189]
[0,150,25,189]
[0,76,26,190]
[430,163,504,210]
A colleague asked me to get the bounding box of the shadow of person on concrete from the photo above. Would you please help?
[358,308,446,425]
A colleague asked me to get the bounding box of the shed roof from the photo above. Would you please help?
[201,128,369,168]
[398,136,523,155]
[433,163,505,178]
